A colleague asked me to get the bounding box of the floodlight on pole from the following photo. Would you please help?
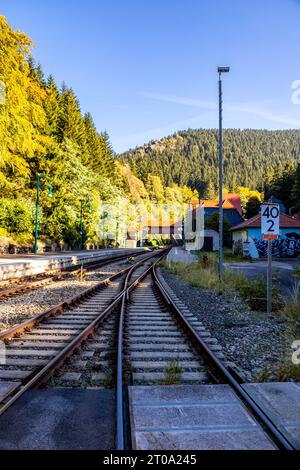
[218,66,230,292]
[218,66,230,74]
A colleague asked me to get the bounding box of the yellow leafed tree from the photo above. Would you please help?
[0,16,49,187]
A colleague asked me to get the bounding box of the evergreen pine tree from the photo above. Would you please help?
[44,75,61,138]
[291,163,300,213]
[84,113,102,169]
[98,131,116,178]
[58,86,88,160]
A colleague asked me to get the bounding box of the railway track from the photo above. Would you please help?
[115,258,296,451]
[0,250,146,300]
[0,248,296,450]
[0,250,162,410]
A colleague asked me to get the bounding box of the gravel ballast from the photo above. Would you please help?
[0,261,129,332]
[161,269,293,382]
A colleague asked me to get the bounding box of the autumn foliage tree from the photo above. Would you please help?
[0,16,201,248]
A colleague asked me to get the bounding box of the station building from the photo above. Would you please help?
[230,213,300,258]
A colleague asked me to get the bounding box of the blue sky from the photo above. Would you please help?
[1,0,300,152]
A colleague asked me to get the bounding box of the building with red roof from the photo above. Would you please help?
[230,213,300,258]
[189,193,244,227]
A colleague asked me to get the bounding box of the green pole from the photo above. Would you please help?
[80,200,84,250]
[116,219,119,247]
[34,174,40,254]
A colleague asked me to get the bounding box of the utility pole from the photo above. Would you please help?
[34,174,52,255]
[217,66,230,291]
[267,239,272,314]
[261,202,280,315]
[116,219,119,247]
[80,200,84,250]
[34,174,41,255]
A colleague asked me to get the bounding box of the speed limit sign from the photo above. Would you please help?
[261,203,280,239]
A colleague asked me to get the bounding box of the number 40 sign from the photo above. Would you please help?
[261,203,280,239]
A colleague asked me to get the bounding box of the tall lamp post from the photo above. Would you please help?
[79,198,92,250]
[102,211,108,248]
[34,174,53,254]
[218,66,230,290]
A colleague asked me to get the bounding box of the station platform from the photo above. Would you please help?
[129,382,300,450]
[0,249,143,281]
[166,247,198,264]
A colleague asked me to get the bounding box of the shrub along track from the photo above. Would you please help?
[0,249,296,450]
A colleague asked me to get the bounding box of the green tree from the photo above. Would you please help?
[205,212,231,233]
[146,175,165,204]
[292,163,300,213]
[0,15,47,187]
[58,86,87,159]
[246,196,261,218]
[84,113,102,169]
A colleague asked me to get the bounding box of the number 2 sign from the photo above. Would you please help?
[261,203,280,239]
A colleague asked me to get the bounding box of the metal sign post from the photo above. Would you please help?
[261,203,280,314]
[267,239,272,315]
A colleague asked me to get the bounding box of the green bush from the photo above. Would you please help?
[0,198,33,235]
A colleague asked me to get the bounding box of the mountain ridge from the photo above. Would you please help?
[119,128,300,196]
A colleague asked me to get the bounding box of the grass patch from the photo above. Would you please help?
[194,249,251,264]
[162,258,245,291]
[75,265,87,281]
[103,369,113,387]
[255,363,300,382]
[162,256,282,311]
[274,363,300,382]
[293,267,300,278]
[163,359,182,385]
[284,282,300,337]
[237,275,282,311]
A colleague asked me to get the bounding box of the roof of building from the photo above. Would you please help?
[225,193,243,215]
[189,193,243,215]
[269,195,284,204]
[230,213,300,231]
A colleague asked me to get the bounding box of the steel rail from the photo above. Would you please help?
[115,252,169,450]
[152,264,295,451]
[0,250,152,342]
[0,250,164,418]
[0,249,147,300]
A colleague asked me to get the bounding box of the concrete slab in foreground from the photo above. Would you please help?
[243,382,300,450]
[0,388,115,450]
[128,384,277,450]
[0,382,20,402]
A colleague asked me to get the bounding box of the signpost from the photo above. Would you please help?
[261,203,280,314]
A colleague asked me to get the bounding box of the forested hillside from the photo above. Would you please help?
[120,129,300,197]
[1,15,300,251]
[0,16,196,249]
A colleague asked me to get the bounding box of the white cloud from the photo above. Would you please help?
[139,92,300,128]
[113,111,214,149]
